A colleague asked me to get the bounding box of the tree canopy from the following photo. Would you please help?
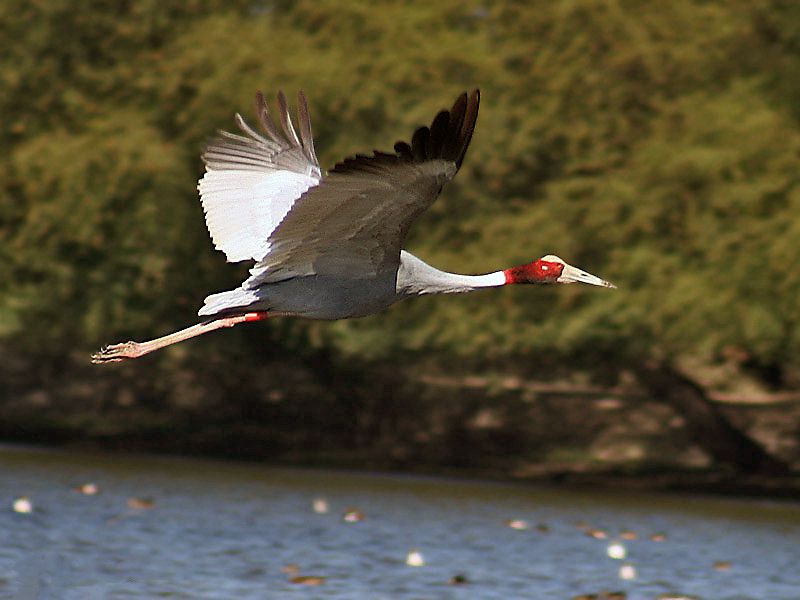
[2,0,799,392]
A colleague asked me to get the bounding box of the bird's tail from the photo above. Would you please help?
[198,287,263,317]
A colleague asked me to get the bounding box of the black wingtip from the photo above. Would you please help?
[456,89,480,169]
[405,89,480,170]
[331,89,481,175]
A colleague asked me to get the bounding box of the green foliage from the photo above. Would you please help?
[2,0,799,386]
[3,111,198,347]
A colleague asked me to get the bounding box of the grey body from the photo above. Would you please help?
[199,251,503,320]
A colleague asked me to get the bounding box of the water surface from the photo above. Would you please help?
[0,445,797,599]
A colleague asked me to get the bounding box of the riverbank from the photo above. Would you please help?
[2,357,798,500]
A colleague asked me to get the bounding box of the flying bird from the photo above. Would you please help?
[92,89,614,363]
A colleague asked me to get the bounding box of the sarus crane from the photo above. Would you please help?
[92,89,615,363]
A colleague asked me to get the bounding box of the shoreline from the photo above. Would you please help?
[5,437,799,501]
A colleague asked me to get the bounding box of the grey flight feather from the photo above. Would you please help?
[255,91,285,146]
[276,90,301,147]
[245,89,480,285]
[203,92,321,178]
[296,91,318,166]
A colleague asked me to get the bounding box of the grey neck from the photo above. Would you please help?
[396,251,506,296]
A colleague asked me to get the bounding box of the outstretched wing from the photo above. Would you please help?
[198,91,322,263]
[245,89,480,286]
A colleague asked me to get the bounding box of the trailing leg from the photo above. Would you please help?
[91,312,269,363]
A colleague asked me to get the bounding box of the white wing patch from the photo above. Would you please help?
[199,169,318,263]
[198,91,321,264]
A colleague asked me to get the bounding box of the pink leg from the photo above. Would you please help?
[91,312,269,363]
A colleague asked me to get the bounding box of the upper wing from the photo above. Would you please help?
[198,91,322,263]
[245,89,480,286]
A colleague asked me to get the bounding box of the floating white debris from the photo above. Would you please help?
[12,496,33,514]
[342,508,364,522]
[312,498,329,514]
[75,483,100,495]
[607,541,627,559]
[505,519,529,530]
[619,563,637,580]
[406,550,425,567]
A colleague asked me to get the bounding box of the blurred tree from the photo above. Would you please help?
[1,0,798,473]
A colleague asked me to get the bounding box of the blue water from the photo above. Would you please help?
[0,446,797,599]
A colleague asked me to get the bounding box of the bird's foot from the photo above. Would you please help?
[91,341,143,363]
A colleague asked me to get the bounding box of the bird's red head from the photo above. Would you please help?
[503,255,617,287]
[503,257,565,284]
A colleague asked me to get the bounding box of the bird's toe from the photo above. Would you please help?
[91,341,139,363]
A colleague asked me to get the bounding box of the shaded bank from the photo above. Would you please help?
[2,349,798,499]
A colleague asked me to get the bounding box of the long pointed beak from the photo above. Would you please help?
[558,264,617,288]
